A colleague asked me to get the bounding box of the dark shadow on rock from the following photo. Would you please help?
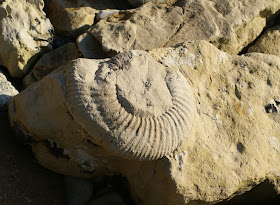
[215,180,280,205]
[0,112,66,204]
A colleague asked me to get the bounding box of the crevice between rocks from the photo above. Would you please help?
[239,9,280,55]
[215,180,280,205]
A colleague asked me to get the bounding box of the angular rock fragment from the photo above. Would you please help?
[248,25,280,56]
[90,0,280,56]
[9,40,280,204]
[44,0,132,38]
[76,32,109,59]
[0,71,18,111]
[0,0,54,78]
[23,42,82,87]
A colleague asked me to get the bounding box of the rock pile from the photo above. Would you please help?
[2,0,280,204]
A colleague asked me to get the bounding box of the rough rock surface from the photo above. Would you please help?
[0,71,18,111]
[90,0,280,56]
[44,0,132,38]
[9,50,196,161]
[0,0,54,78]
[9,40,280,204]
[128,0,177,7]
[76,32,109,59]
[23,42,82,87]
[248,25,280,57]
[96,9,120,22]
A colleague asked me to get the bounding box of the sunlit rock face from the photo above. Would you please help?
[8,40,280,204]
[0,0,54,78]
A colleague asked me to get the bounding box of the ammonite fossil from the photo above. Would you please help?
[65,50,195,160]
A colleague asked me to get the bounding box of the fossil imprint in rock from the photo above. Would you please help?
[65,50,195,160]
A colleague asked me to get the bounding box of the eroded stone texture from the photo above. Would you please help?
[96,10,120,22]
[9,64,116,177]
[122,41,280,204]
[128,0,177,7]
[76,32,109,59]
[90,0,280,56]
[0,71,18,111]
[23,42,82,87]
[44,0,132,38]
[0,0,54,78]
[10,51,196,162]
[248,25,280,57]
[8,41,280,204]
[65,51,195,160]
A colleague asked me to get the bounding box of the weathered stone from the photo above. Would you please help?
[23,42,82,87]
[123,41,280,204]
[96,9,120,22]
[0,71,18,111]
[248,25,280,57]
[9,51,196,162]
[90,0,280,56]
[8,41,280,204]
[128,0,177,7]
[76,32,109,59]
[44,0,132,38]
[0,0,54,78]
[64,176,93,205]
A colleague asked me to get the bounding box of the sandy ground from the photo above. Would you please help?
[0,111,66,205]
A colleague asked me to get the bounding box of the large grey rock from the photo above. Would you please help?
[8,41,280,204]
[0,71,18,111]
[90,0,280,56]
[0,0,54,78]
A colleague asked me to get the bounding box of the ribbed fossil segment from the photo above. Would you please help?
[65,51,195,160]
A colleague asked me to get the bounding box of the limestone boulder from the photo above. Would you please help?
[123,41,280,204]
[0,71,18,111]
[44,0,132,38]
[8,41,280,204]
[248,25,280,57]
[23,42,82,87]
[90,0,280,56]
[0,0,54,78]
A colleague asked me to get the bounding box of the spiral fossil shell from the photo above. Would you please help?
[65,50,195,160]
